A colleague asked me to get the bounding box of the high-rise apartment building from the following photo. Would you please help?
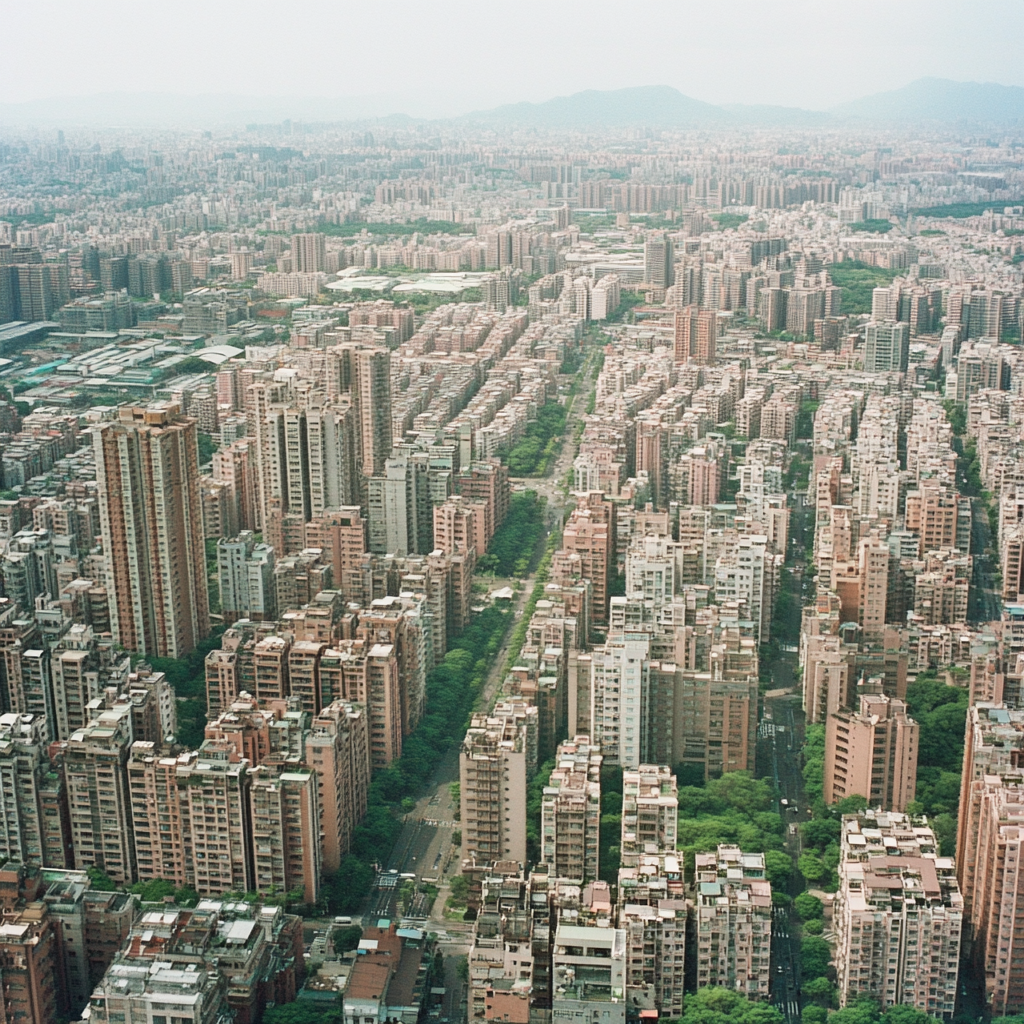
[713,533,774,643]
[834,812,961,1019]
[217,531,276,624]
[644,627,759,780]
[349,345,392,479]
[551,921,627,1024]
[693,845,772,999]
[265,398,357,526]
[864,320,910,373]
[644,232,674,288]
[175,746,254,895]
[959,771,1024,1016]
[291,232,326,273]
[127,743,192,887]
[65,704,136,885]
[619,897,688,1018]
[51,624,131,741]
[304,699,370,874]
[905,481,960,557]
[540,736,602,883]
[370,451,444,555]
[955,703,1024,1015]
[590,632,651,769]
[460,703,538,867]
[318,640,402,771]
[620,765,678,867]
[0,712,49,867]
[835,533,889,639]
[304,506,368,604]
[674,305,717,364]
[93,403,209,659]
[248,766,321,905]
[0,903,64,1024]
[560,493,616,626]
[824,689,918,810]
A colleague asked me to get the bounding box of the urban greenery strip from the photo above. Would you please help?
[323,602,513,912]
[500,529,561,682]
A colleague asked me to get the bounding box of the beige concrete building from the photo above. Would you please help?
[319,640,402,771]
[834,812,962,1019]
[65,704,136,885]
[620,765,678,868]
[957,703,1024,906]
[249,766,321,906]
[955,703,1024,1015]
[905,481,959,557]
[93,403,209,659]
[693,845,772,999]
[291,232,326,273]
[824,689,918,811]
[540,736,602,883]
[959,773,1024,1016]
[127,744,193,888]
[304,699,370,874]
[0,712,49,867]
[460,704,537,867]
[558,493,616,626]
[674,305,717,365]
[0,903,64,1024]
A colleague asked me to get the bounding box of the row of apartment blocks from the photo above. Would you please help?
[0,684,364,902]
[0,860,305,1024]
[799,379,1024,1018]
[461,753,774,1023]
[0,595,432,908]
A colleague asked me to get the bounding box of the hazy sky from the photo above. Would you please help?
[3,0,1023,114]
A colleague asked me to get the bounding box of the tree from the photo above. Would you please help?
[678,986,785,1024]
[801,976,836,1008]
[764,850,793,888]
[334,925,363,951]
[174,886,200,907]
[130,878,175,902]
[828,999,881,1024]
[801,818,841,851]
[794,892,824,920]
[798,852,827,882]
[800,935,833,980]
[449,875,470,903]
[264,1002,342,1024]
[197,431,217,466]
[834,795,868,815]
[881,1007,941,1024]
[87,866,117,891]
[322,856,374,914]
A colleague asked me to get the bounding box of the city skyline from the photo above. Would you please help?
[4,63,1024,1024]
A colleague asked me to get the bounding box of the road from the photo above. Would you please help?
[970,495,1002,622]
[360,346,600,1023]
[760,687,812,1024]
[510,345,600,526]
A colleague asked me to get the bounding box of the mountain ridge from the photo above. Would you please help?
[2,78,1024,129]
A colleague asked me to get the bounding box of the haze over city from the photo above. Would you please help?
[1,5,1024,1024]
[4,1,1024,118]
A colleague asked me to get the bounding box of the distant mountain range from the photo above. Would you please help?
[2,78,1024,130]
[831,78,1024,123]
[458,79,1024,128]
